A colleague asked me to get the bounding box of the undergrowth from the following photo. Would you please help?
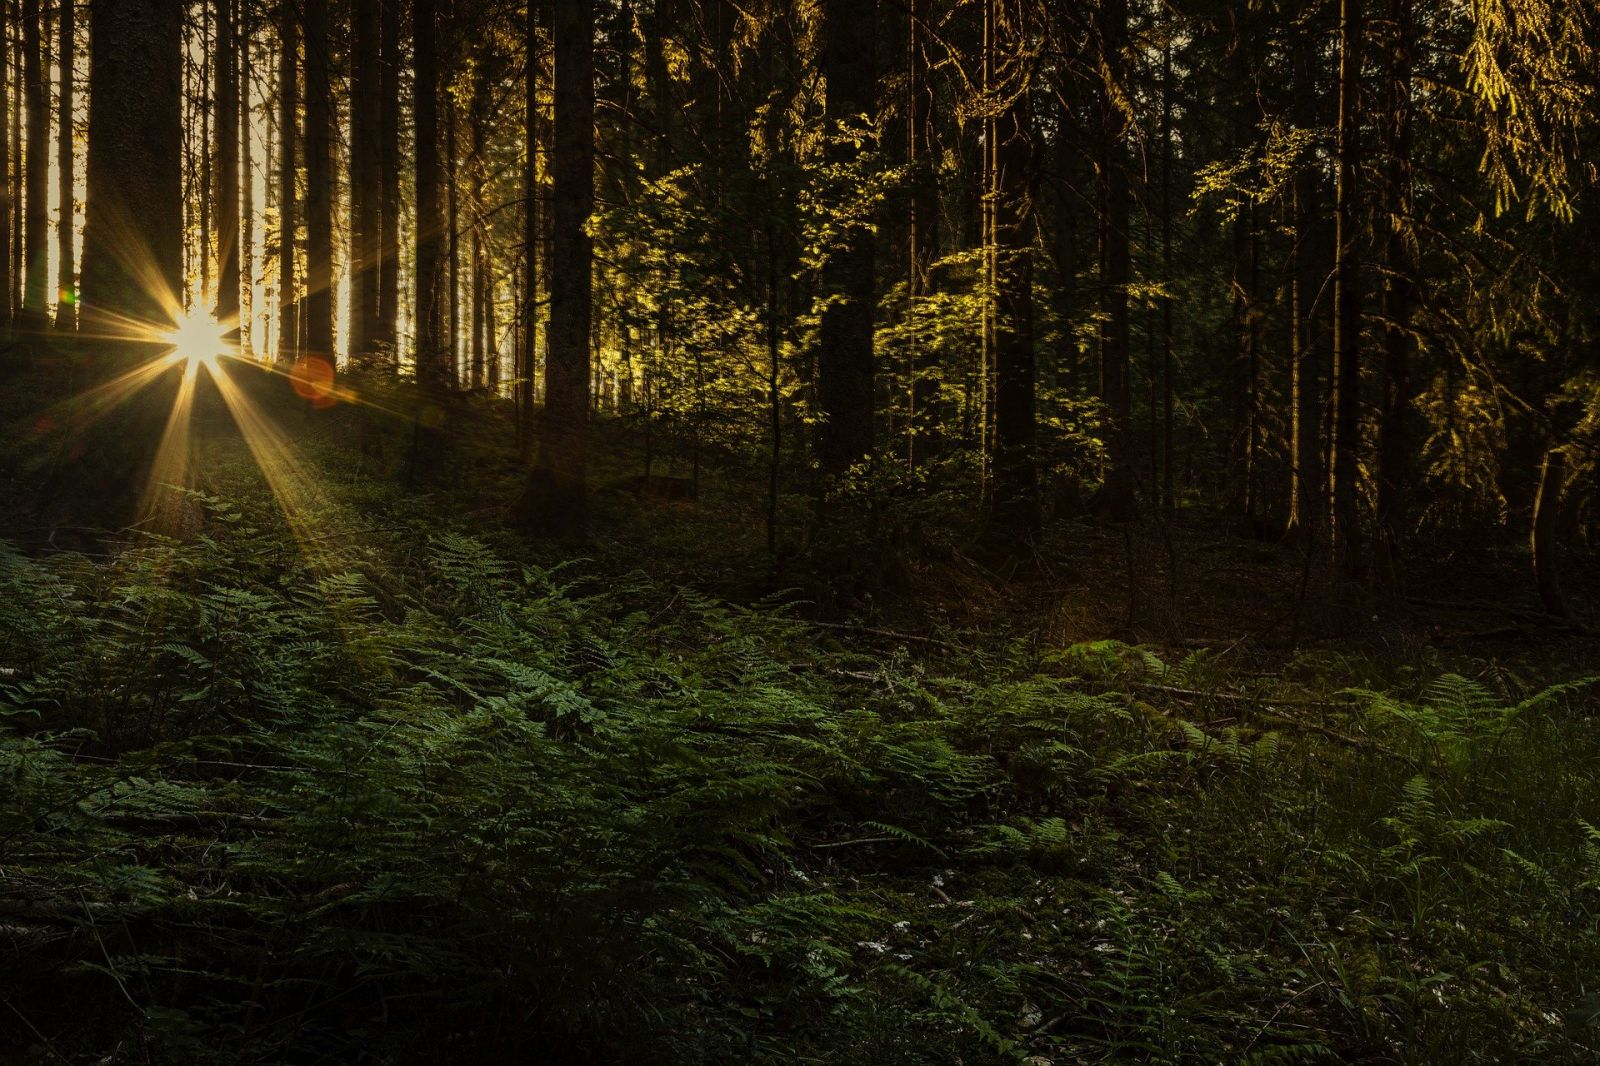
[2,488,1599,1063]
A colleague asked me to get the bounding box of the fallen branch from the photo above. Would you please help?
[1131,682,1349,710]
[805,621,957,649]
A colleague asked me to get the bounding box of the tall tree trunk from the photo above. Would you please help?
[1332,0,1364,576]
[1098,0,1131,519]
[906,0,935,468]
[468,50,491,390]
[1376,0,1415,586]
[9,8,18,322]
[349,0,380,361]
[446,94,460,385]
[50,0,183,529]
[52,0,72,329]
[413,0,445,387]
[1289,24,1325,535]
[214,0,239,332]
[377,0,400,358]
[277,0,297,362]
[197,3,210,301]
[1160,36,1174,513]
[302,0,333,360]
[989,0,1036,535]
[0,6,11,336]
[20,0,46,330]
[519,0,542,455]
[240,3,254,353]
[514,0,593,535]
[815,0,876,480]
[81,0,182,326]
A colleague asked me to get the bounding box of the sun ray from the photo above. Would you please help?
[206,358,338,569]
[138,356,203,533]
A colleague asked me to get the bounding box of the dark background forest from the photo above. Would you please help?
[2,0,1600,1061]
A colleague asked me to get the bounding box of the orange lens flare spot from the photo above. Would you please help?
[289,356,338,408]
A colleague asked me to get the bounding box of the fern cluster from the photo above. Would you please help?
[3,504,1600,1062]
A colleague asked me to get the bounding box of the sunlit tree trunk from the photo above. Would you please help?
[1332,0,1364,576]
[815,0,876,480]
[240,3,253,353]
[413,0,445,387]
[1532,448,1570,618]
[302,0,333,360]
[376,0,400,359]
[349,0,380,361]
[214,0,239,333]
[276,0,297,362]
[20,0,46,330]
[52,0,72,330]
[446,93,460,386]
[514,0,593,535]
[0,8,11,336]
[9,9,20,321]
[198,3,210,300]
[468,50,491,390]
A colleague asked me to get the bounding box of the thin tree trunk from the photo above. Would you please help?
[468,50,491,389]
[1332,0,1364,576]
[989,0,1036,535]
[1377,0,1415,586]
[215,0,239,332]
[10,6,20,322]
[377,0,400,358]
[302,0,333,360]
[1160,36,1174,513]
[240,1,254,353]
[1532,448,1570,618]
[350,0,380,361]
[52,0,72,329]
[201,1,214,299]
[519,0,541,455]
[20,0,46,329]
[277,0,297,362]
[0,4,11,336]
[446,94,461,386]
[1098,0,1131,519]
[1289,25,1324,535]
[414,0,445,387]
[907,0,935,469]
[1227,16,1255,517]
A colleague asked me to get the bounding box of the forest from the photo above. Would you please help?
[1,0,1599,1060]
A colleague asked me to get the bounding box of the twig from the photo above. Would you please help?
[806,621,956,649]
[1130,683,1417,766]
[809,836,896,849]
[1,997,69,1063]
[1131,682,1348,710]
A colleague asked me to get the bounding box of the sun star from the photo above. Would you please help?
[161,311,234,372]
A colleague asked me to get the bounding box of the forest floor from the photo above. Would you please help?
[2,363,1599,1063]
